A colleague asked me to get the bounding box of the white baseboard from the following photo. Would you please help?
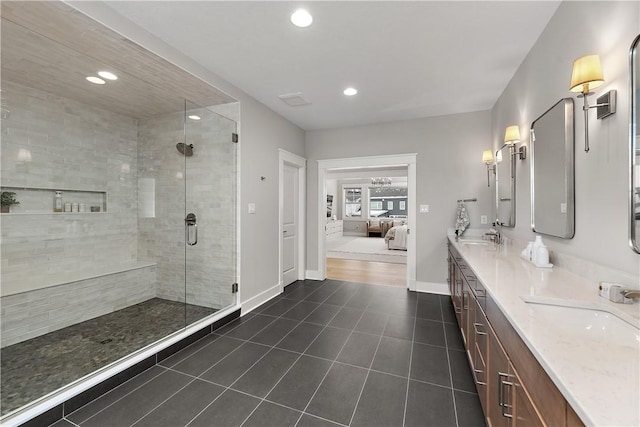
[415,281,449,295]
[305,270,323,281]
[241,282,281,314]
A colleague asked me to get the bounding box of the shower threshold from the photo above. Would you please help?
[0,298,217,415]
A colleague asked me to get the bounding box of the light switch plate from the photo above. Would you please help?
[419,204,429,213]
[248,203,256,214]
[480,215,487,224]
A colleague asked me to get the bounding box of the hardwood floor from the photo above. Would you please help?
[326,257,407,287]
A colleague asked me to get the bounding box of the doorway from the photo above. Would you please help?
[317,154,417,290]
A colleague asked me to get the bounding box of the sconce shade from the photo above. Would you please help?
[482,150,494,164]
[570,54,604,93]
[504,125,521,144]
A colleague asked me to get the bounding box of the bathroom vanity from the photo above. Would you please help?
[447,235,639,427]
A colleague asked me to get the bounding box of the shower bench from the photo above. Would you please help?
[0,261,157,348]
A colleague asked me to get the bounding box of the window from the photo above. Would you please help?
[344,188,362,217]
[387,201,393,210]
[370,201,383,210]
[400,201,406,210]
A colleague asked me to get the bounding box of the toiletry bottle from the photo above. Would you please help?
[72,202,78,213]
[525,241,534,261]
[64,202,71,212]
[54,191,63,212]
[531,236,542,265]
[535,237,549,266]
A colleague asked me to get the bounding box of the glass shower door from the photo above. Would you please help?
[183,102,237,324]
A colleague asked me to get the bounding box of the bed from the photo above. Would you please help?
[385,223,408,250]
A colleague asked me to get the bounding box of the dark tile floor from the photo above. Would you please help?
[54,280,485,427]
[1,298,216,415]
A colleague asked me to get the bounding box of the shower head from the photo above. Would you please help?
[176,142,193,157]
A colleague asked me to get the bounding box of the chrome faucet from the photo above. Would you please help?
[484,230,501,244]
[622,289,640,299]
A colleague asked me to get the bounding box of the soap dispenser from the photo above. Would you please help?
[533,236,549,266]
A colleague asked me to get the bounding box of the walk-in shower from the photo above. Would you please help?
[0,1,239,421]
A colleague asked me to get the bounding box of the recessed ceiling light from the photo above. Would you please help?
[188,115,201,121]
[343,87,358,96]
[291,9,313,28]
[86,76,106,85]
[98,71,118,80]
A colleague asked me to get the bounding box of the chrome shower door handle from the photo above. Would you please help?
[185,213,198,246]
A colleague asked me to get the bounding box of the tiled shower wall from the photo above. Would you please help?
[0,81,236,347]
[0,81,139,283]
[137,108,236,310]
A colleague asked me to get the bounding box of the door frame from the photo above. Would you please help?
[317,153,417,290]
[279,149,307,292]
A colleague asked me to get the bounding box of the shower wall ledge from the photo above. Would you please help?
[0,261,156,297]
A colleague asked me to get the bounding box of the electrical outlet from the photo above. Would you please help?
[420,204,429,213]
[480,215,488,224]
[560,203,567,213]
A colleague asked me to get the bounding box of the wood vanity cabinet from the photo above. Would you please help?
[447,244,583,427]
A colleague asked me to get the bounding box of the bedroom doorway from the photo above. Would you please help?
[317,154,416,290]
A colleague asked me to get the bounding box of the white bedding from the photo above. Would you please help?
[385,225,408,250]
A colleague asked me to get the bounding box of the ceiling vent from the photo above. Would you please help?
[278,92,311,107]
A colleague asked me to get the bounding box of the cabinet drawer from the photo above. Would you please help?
[486,295,566,427]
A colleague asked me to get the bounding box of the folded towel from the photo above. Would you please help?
[455,202,470,235]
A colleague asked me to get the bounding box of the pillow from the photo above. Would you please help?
[392,219,405,227]
[369,219,380,227]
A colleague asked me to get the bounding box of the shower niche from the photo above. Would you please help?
[0,186,107,214]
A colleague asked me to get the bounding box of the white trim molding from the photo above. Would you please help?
[241,282,281,315]
[305,270,323,281]
[415,281,450,295]
[317,153,418,289]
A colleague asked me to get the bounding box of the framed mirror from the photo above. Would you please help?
[495,145,515,227]
[530,98,575,238]
[630,34,640,253]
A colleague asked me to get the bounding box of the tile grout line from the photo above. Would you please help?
[441,295,461,427]
[238,282,351,427]
[295,289,377,426]
[65,365,170,425]
[128,375,199,426]
[344,304,389,426]
[401,301,419,427]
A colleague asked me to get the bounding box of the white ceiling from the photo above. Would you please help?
[102,1,561,131]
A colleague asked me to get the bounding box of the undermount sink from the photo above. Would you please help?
[456,237,491,246]
[521,297,640,348]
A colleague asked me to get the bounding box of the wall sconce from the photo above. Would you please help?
[482,150,495,187]
[504,125,527,160]
[569,54,616,153]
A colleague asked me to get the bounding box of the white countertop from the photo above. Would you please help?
[448,235,640,427]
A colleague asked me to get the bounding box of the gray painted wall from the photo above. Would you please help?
[492,0,640,278]
[305,111,494,285]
